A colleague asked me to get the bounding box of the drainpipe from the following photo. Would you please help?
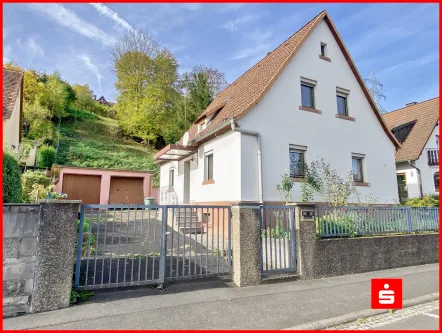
[408,160,423,198]
[230,119,263,204]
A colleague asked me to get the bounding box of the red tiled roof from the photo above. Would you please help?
[383,97,439,162]
[174,10,399,151]
[3,68,24,119]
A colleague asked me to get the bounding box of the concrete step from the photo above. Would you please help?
[179,223,205,234]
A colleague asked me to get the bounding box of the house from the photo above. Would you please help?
[96,95,115,107]
[3,68,24,152]
[383,98,439,202]
[154,10,400,206]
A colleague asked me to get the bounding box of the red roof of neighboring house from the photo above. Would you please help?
[3,68,24,119]
[383,97,439,162]
[176,10,399,150]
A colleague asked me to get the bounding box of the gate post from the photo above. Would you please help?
[158,206,168,285]
[231,204,261,287]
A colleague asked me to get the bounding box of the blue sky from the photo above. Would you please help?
[3,3,439,111]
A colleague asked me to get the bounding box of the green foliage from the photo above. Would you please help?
[23,101,57,143]
[66,107,99,120]
[70,289,94,305]
[37,145,56,168]
[276,173,294,204]
[3,152,22,203]
[21,170,51,203]
[405,194,439,207]
[261,224,290,239]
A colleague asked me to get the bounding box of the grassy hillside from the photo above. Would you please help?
[56,112,159,185]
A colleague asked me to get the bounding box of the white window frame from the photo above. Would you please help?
[351,153,365,182]
[320,42,327,57]
[289,144,307,178]
[204,151,214,181]
[336,87,350,116]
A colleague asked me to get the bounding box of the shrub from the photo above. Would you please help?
[37,145,56,168]
[405,195,439,207]
[22,170,51,203]
[3,152,22,203]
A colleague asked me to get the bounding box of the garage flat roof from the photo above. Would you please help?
[53,165,154,174]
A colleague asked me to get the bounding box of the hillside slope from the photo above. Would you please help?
[56,113,159,185]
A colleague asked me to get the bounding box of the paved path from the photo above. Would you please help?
[4,263,438,330]
[327,301,439,330]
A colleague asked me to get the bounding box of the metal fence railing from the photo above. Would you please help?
[260,206,296,274]
[316,206,439,238]
[74,204,231,290]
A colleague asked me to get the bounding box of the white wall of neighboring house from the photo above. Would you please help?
[159,20,399,204]
[3,89,21,151]
[236,20,399,203]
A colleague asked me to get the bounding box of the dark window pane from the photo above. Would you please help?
[434,172,439,191]
[352,158,363,182]
[301,84,314,108]
[321,44,326,56]
[337,95,348,116]
[290,151,305,177]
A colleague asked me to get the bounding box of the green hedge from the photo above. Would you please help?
[3,152,22,203]
[37,145,56,168]
[405,194,439,207]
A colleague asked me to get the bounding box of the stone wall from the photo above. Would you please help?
[3,205,40,317]
[3,201,81,317]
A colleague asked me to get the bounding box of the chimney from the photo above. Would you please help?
[406,102,417,107]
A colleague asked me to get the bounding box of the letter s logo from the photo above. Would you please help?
[379,290,395,304]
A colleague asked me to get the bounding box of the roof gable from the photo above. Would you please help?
[171,10,400,152]
[3,68,24,119]
[383,97,439,162]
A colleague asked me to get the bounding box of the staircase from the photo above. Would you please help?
[173,208,204,234]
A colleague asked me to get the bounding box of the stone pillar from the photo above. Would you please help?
[291,203,317,279]
[231,204,261,287]
[30,200,81,313]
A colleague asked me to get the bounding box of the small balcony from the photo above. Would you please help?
[427,149,439,166]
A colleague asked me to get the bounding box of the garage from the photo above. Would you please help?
[61,174,101,204]
[109,177,144,205]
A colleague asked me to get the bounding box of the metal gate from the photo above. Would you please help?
[260,206,296,274]
[74,204,232,290]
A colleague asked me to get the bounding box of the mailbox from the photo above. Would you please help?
[301,209,315,221]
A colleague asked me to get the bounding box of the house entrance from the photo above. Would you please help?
[397,173,408,204]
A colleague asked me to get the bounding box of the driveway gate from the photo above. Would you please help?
[74,204,232,290]
[260,206,296,274]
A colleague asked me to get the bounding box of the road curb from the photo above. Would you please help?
[284,292,439,330]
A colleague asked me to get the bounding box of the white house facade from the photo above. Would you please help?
[383,98,439,202]
[155,11,400,205]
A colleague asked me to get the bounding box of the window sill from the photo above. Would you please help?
[167,188,174,192]
[319,55,331,62]
[336,114,355,121]
[290,177,305,182]
[353,182,370,187]
[202,179,215,185]
[299,106,322,114]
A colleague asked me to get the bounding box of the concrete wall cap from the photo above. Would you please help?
[38,200,82,204]
[286,202,317,206]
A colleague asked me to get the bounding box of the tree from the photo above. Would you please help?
[3,152,22,203]
[23,101,57,144]
[41,72,69,120]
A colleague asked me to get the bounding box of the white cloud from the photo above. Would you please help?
[232,43,271,60]
[79,54,103,91]
[223,14,261,32]
[29,4,117,46]
[379,54,439,76]
[3,45,12,64]
[27,37,45,57]
[219,4,245,12]
[90,3,133,31]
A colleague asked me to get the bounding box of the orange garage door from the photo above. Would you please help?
[109,177,144,204]
[62,174,101,204]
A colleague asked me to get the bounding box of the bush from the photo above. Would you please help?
[3,152,22,203]
[405,195,439,207]
[37,145,56,168]
[22,170,51,203]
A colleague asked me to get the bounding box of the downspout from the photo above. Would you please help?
[408,160,423,198]
[230,119,263,204]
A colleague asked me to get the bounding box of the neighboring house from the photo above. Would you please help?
[96,95,115,107]
[154,10,400,206]
[3,68,24,152]
[383,98,439,202]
